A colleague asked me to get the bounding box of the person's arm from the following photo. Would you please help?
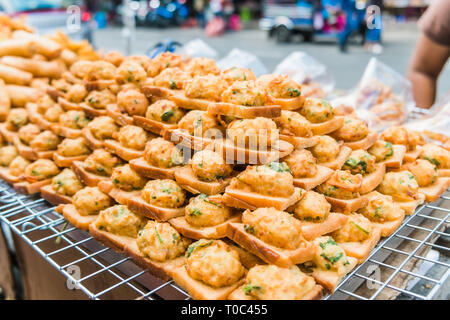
[407,33,450,108]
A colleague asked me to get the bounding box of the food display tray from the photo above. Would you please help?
[0,178,448,300]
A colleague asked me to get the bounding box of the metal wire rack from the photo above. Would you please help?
[0,178,448,300]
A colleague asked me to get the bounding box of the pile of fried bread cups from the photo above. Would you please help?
[0,22,449,301]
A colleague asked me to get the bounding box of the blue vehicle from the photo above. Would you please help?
[260,0,366,43]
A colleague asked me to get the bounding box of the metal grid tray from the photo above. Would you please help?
[1,179,448,300]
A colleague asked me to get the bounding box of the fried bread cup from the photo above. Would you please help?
[377,170,425,214]
[103,139,144,161]
[41,184,73,205]
[169,194,241,240]
[50,123,83,139]
[332,214,381,263]
[47,86,64,101]
[292,165,334,190]
[13,178,51,195]
[88,204,147,253]
[343,131,378,150]
[419,177,450,202]
[310,116,345,135]
[174,166,234,195]
[57,97,83,111]
[228,264,323,300]
[211,139,294,165]
[105,104,134,126]
[126,179,186,222]
[85,79,117,92]
[372,143,407,169]
[324,195,368,214]
[301,237,358,293]
[169,240,247,300]
[71,160,110,187]
[223,186,303,211]
[278,134,318,149]
[227,223,314,267]
[300,212,349,241]
[163,128,214,152]
[359,164,386,194]
[207,102,281,119]
[127,196,185,222]
[129,157,178,180]
[318,145,352,170]
[0,123,17,143]
[404,145,422,163]
[12,135,55,161]
[53,153,88,168]
[82,127,104,149]
[358,192,405,237]
[57,186,113,230]
[133,115,178,136]
[97,180,141,206]
[142,86,211,111]
[79,102,108,118]
[26,102,54,130]
[438,169,450,178]
[124,220,191,281]
[0,166,22,184]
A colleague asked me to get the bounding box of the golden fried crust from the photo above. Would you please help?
[224,187,304,211]
[47,86,64,101]
[174,165,233,195]
[79,102,108,118]
[337,227,381,263]
[106,104,134,126]
[438,169,450,178]
[227,223,315,267]
[0,167,21,184]
[306,257,358,293]
[82,127,104,149]
[170,264,245,300]
[53,153,88,168]
[125,240,184,281]
[0,122,16,142]
[319,146,352,170]
[324,195,369,214]
[133,115,177,136]
[419,177,450,202]
[13,178,51,195]
[89,222,134,253]
[163,128,214,152]
[103,139,143,161]
[169,215,241,240]
[271,95,305,111]
[379,144,406,168]
[370,213,405,238]
[60,204,97,230]
[85,79,116,92]
[13,135,54,161]
[71,160,109,187]
[343,131,378,150]
[300,212,349,241]
[278,134,318,149]
[403,145,422,163]
[127,196,185,222]
[211,139,294,165]
[41,184,72,205]
[394,193,425,215]
[310,116,344,136]
[26,103,53,130]
[293,165,334,190]
[360,164,386,194]
[129,157,177,180]
[227,284,323,300]
[97,180,140,205]
[207,102,281,119]
[51,124,83,139]
[142,86,210,111]
[57,97,83,111]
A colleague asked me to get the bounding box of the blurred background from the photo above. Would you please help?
[0,0,448,95]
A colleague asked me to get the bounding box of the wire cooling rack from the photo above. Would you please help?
[0,178,448,300]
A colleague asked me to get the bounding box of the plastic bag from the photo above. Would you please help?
[332,57,414,131]
[404,90,450,148]
[217,48,268,76]
[177,38,218,60]
[273,51,334,98]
